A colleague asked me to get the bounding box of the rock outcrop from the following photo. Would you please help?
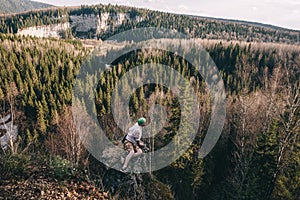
[17,12,137,39]
[17,22,70,38]
[0,113,18,150]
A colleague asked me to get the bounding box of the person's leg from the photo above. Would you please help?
[122,140,134,170]
[122,144,143,170]
[122,149,135,170]
[131,148,142,158]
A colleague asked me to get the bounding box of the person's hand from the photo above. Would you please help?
[138,140,145,147]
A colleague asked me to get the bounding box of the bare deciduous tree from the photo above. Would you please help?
[266,65,300,198]
[46,106,89,168]
[0,82,23,154]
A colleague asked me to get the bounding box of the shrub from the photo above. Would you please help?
[0,153,30,178]
[49,155,73,181]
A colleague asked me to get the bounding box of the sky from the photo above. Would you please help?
[34,0,300,30]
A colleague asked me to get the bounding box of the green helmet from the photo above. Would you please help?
[137,117,146,125]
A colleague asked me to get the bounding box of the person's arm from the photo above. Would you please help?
[135,128,145,147]
[137,140,145,147]
[133,128,142,141]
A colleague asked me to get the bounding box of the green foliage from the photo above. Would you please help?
[0,33,86,144]
[0,87,4,100]
[0,153,30,178]
[0,8,69,33]
[49,155,73,181]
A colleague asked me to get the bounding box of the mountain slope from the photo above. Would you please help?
[1,4,299,44]
[0,0,53,14]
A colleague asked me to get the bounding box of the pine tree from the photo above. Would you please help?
[0,87,4,100]
[36,101,47,134]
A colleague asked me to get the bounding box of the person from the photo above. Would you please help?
[121,117,146,171]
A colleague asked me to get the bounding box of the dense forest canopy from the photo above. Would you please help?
[0,3,299,200]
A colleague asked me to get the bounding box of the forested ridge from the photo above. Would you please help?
[0,3,299,200]
[0,0,52,14]
[0,4,299,44]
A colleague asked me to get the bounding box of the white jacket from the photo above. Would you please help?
[125,123,142,145]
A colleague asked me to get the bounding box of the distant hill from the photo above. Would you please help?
[0,0,53,14]
[188,14,300,32]
[0,4,299,44]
